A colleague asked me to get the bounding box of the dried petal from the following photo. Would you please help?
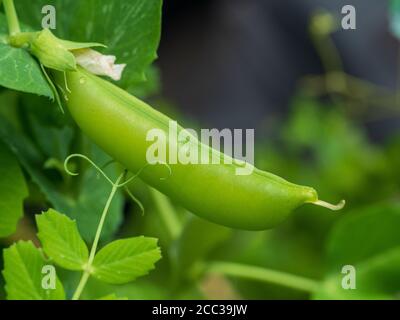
[73,49,126,81]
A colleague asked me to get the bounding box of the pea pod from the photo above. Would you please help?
[54,68,344,230]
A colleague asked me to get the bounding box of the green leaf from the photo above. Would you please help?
[314,204,400,299]
[0,140,28,237]
[36,209,89,270]
[2,241,65,300]
[30,121,74,161]
[0,116,124,242]
[0,43,54,98]
[0,14,53,98]
[92,237,161,284]
[16,0,162,87]
[59,39,105,51]
[127,64,161,98]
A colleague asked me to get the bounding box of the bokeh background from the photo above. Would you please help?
[159,0,398,139]
[145,0,400,299]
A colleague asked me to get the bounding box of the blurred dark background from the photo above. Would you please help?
[158,0,398,140]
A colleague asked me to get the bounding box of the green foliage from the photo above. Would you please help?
[172,216,232,273]
[0,0,163,301]
[314,204,400,299]
[282,98,390,200]
[3,207,161,300]
[83,279,168,300]
[2,241,65,300]
[92,237,161,284]
[0,140,28,237]
[0,14,53,98]
[390,0,400,39]
[15,0,162,87]
[97,293,127,300]
[0,0,399,301]
[0,43,54,98]
[0,0,162,243]
[0,115,124,242]
[57,144,124,242]
[36,209,89,271]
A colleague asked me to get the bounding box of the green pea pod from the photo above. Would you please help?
[54,68,344,230]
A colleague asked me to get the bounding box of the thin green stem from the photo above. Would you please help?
[3,0,20,35]
[309,13,348,102]
[150,187,182,240]
[71,173,124,300]
[206,262,319,293]
[301,73,400,121]
[311,32,344,77]
[71,271,90,301]
[88,174,123,264]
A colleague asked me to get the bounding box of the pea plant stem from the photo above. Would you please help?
[72,173,124,300]
[206,262,319,293]
[71,272,91,301]
[3,0,20,35]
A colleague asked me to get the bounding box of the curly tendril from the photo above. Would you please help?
[63,154,173,215]
[125,187,145,215]
[64,153,115,186]
[157,161,172,180]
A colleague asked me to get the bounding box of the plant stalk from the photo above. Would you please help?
[71,173,124,300]
[3,0,20,35]
[207,262,320,293]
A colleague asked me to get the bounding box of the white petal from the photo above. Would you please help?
[73,49,126,81]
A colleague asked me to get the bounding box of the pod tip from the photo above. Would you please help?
[310,199,346,211]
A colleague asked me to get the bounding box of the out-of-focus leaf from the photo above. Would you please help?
[314,203,400,299]
[283,98,388,198]
[92,237,161,284]
[266,96,396,242]
[82,278,169,300]
[127,65,161,98]
[30,119,74,161]
[0,91,21,130]
[16,0,162,88]
[211,227,320,299]
[172,215,232,274]
[0,116,123,242]
[2,241,65,300]
[0,140,28,237]
[97,293,128,300]
[390,0,400,39]
[36,209,89,270]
